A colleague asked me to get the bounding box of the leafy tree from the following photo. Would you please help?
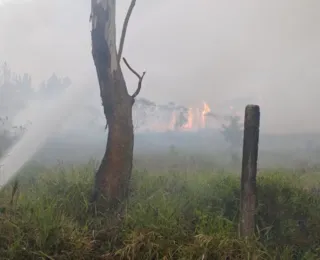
[221,115,243,163]
[174,108,188,130]
[221,115,242,148]
[37,73,71,99]
[157,102,188,131]
[133,98,156,131]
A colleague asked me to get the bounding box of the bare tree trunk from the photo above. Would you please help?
[91,71,134,207]
[90,0,144,209]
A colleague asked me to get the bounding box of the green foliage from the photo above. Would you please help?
[221,115,243,149]
[1,162,320,259]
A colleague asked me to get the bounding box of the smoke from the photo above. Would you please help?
[1,0,320,133]
[0,75,94,188]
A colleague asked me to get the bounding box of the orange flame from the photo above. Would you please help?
[201,102,211,128]
[181,101,211,130]
[146,101,212,132]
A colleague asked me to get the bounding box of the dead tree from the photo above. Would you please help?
[239,105,260,238]
[90,0,146,209]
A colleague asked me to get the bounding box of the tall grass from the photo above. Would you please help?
[0,161,320,259]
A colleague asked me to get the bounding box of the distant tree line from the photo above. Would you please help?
[133,98,189,131]
[0,62,72,157]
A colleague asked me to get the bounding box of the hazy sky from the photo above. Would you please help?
[1,0,320,133]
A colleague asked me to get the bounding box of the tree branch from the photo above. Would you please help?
[123,57,146,99]
[117,0,137,63]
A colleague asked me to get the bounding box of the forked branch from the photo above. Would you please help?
[123,57,146,99]
[116,0,146,99]
[117,0,137,62]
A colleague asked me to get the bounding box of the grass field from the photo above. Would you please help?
[1,158,320,259]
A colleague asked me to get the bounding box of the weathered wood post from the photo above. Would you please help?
[239,104,260,238]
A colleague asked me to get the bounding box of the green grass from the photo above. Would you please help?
[1,161,320,259]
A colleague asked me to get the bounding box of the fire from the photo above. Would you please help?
[139,101,213,132]
[181,101,211,130]
[201,102,211,128]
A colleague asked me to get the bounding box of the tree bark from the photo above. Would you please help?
[239,105,260,238]
[90,0,138,209]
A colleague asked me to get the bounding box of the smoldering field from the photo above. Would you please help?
[2,112,320,259]
[1,75,320,259]
[34,129,320,171]
[2,0,320,258]
[1,49,320,260]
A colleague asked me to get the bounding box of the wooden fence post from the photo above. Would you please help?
[239,104,260,238]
